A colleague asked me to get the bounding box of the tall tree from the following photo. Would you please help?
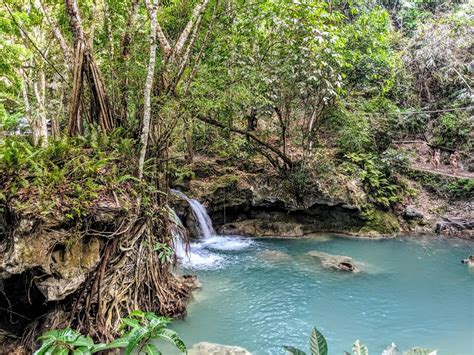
[65,0,114,135]
[138,0,159,180]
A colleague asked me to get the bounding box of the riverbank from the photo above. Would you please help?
[172,155,473,240]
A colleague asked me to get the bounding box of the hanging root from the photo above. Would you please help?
[66,210,191,342]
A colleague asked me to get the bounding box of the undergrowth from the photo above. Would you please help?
[0,129,139,220]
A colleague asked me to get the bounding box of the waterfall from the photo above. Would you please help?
[171,189,215,239]
[170,189,253,269]
[167,206,188,259]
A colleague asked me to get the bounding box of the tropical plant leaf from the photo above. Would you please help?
[121,318,141,329]
[72,346,91,355]
[124,327,149,355]
[96,337,129,351]
[129,310,146,318]
[142,343,162,355]
[352,340,368,355]
[283,345,307,355]
[55,348,70,355]
[155,328,186,352]
[72,335,94,348]
[34,338,56,355]
[309,327,328,355]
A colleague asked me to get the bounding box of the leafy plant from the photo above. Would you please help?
[284,327,328,355]
[345,340,368,355]
[116,310,186,354]
[34,311,186,355]
[154,242,175,264]
[34,328,109,355]
[345,152,403,207]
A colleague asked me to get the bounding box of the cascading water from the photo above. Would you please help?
[170,189,253,269]
[171,189,215,239]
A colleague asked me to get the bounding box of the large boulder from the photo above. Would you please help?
[403,206,424,220]
[307,251,359,272]
[188,342,252,355]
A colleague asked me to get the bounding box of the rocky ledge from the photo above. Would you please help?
[173,163,473,239]
[174,170,400,238]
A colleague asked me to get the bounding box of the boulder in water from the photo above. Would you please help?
[188,342,252,355]
[307,251,358,272]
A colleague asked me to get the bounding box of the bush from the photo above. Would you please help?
[432,112,472,149]
[34,311,186,355]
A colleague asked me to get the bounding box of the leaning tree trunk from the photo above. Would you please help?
[65,0,114,136]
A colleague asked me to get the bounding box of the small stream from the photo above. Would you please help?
[168,193,474,354]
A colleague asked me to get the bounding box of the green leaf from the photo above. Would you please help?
[154,328,186,352]
[94,338,128,351]
[309,327,328,355]
[73,346,92,355]
[34,339,56,355]
[283,346,307,355]
[122,318,141,329]
[55,348,69,355]
[72,335,94,348]
[142,343,162,355]
[124,327,149,355]
[352,340,368,355]
[129,310,146,318]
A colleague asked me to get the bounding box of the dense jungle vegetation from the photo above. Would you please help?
[0,0,472,352]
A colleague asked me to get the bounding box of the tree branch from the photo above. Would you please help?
[196,116,293,169]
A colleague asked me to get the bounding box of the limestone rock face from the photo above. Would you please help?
[0,221,103,301]
[180,171,401,238]
[188,342,252,355]
[307,250,359,272]
[0,197,125,302]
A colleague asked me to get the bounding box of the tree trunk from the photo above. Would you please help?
[138,0,159,180]
[21,75,38,145]
[184,115,194,163]
[65,0,114,135]
[118,0,140,123]
[35,0,72,69]
[33,69,48,146]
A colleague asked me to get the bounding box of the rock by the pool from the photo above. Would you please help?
[403,206,424,220]
[188,342,252,355]
[307,251,359,272]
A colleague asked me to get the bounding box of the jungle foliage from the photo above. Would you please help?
[0,0,472,351]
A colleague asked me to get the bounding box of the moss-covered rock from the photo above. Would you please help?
[359,209,400,236]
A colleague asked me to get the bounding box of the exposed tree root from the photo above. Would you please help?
[68,213,191,343]
[0,203,192,352]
